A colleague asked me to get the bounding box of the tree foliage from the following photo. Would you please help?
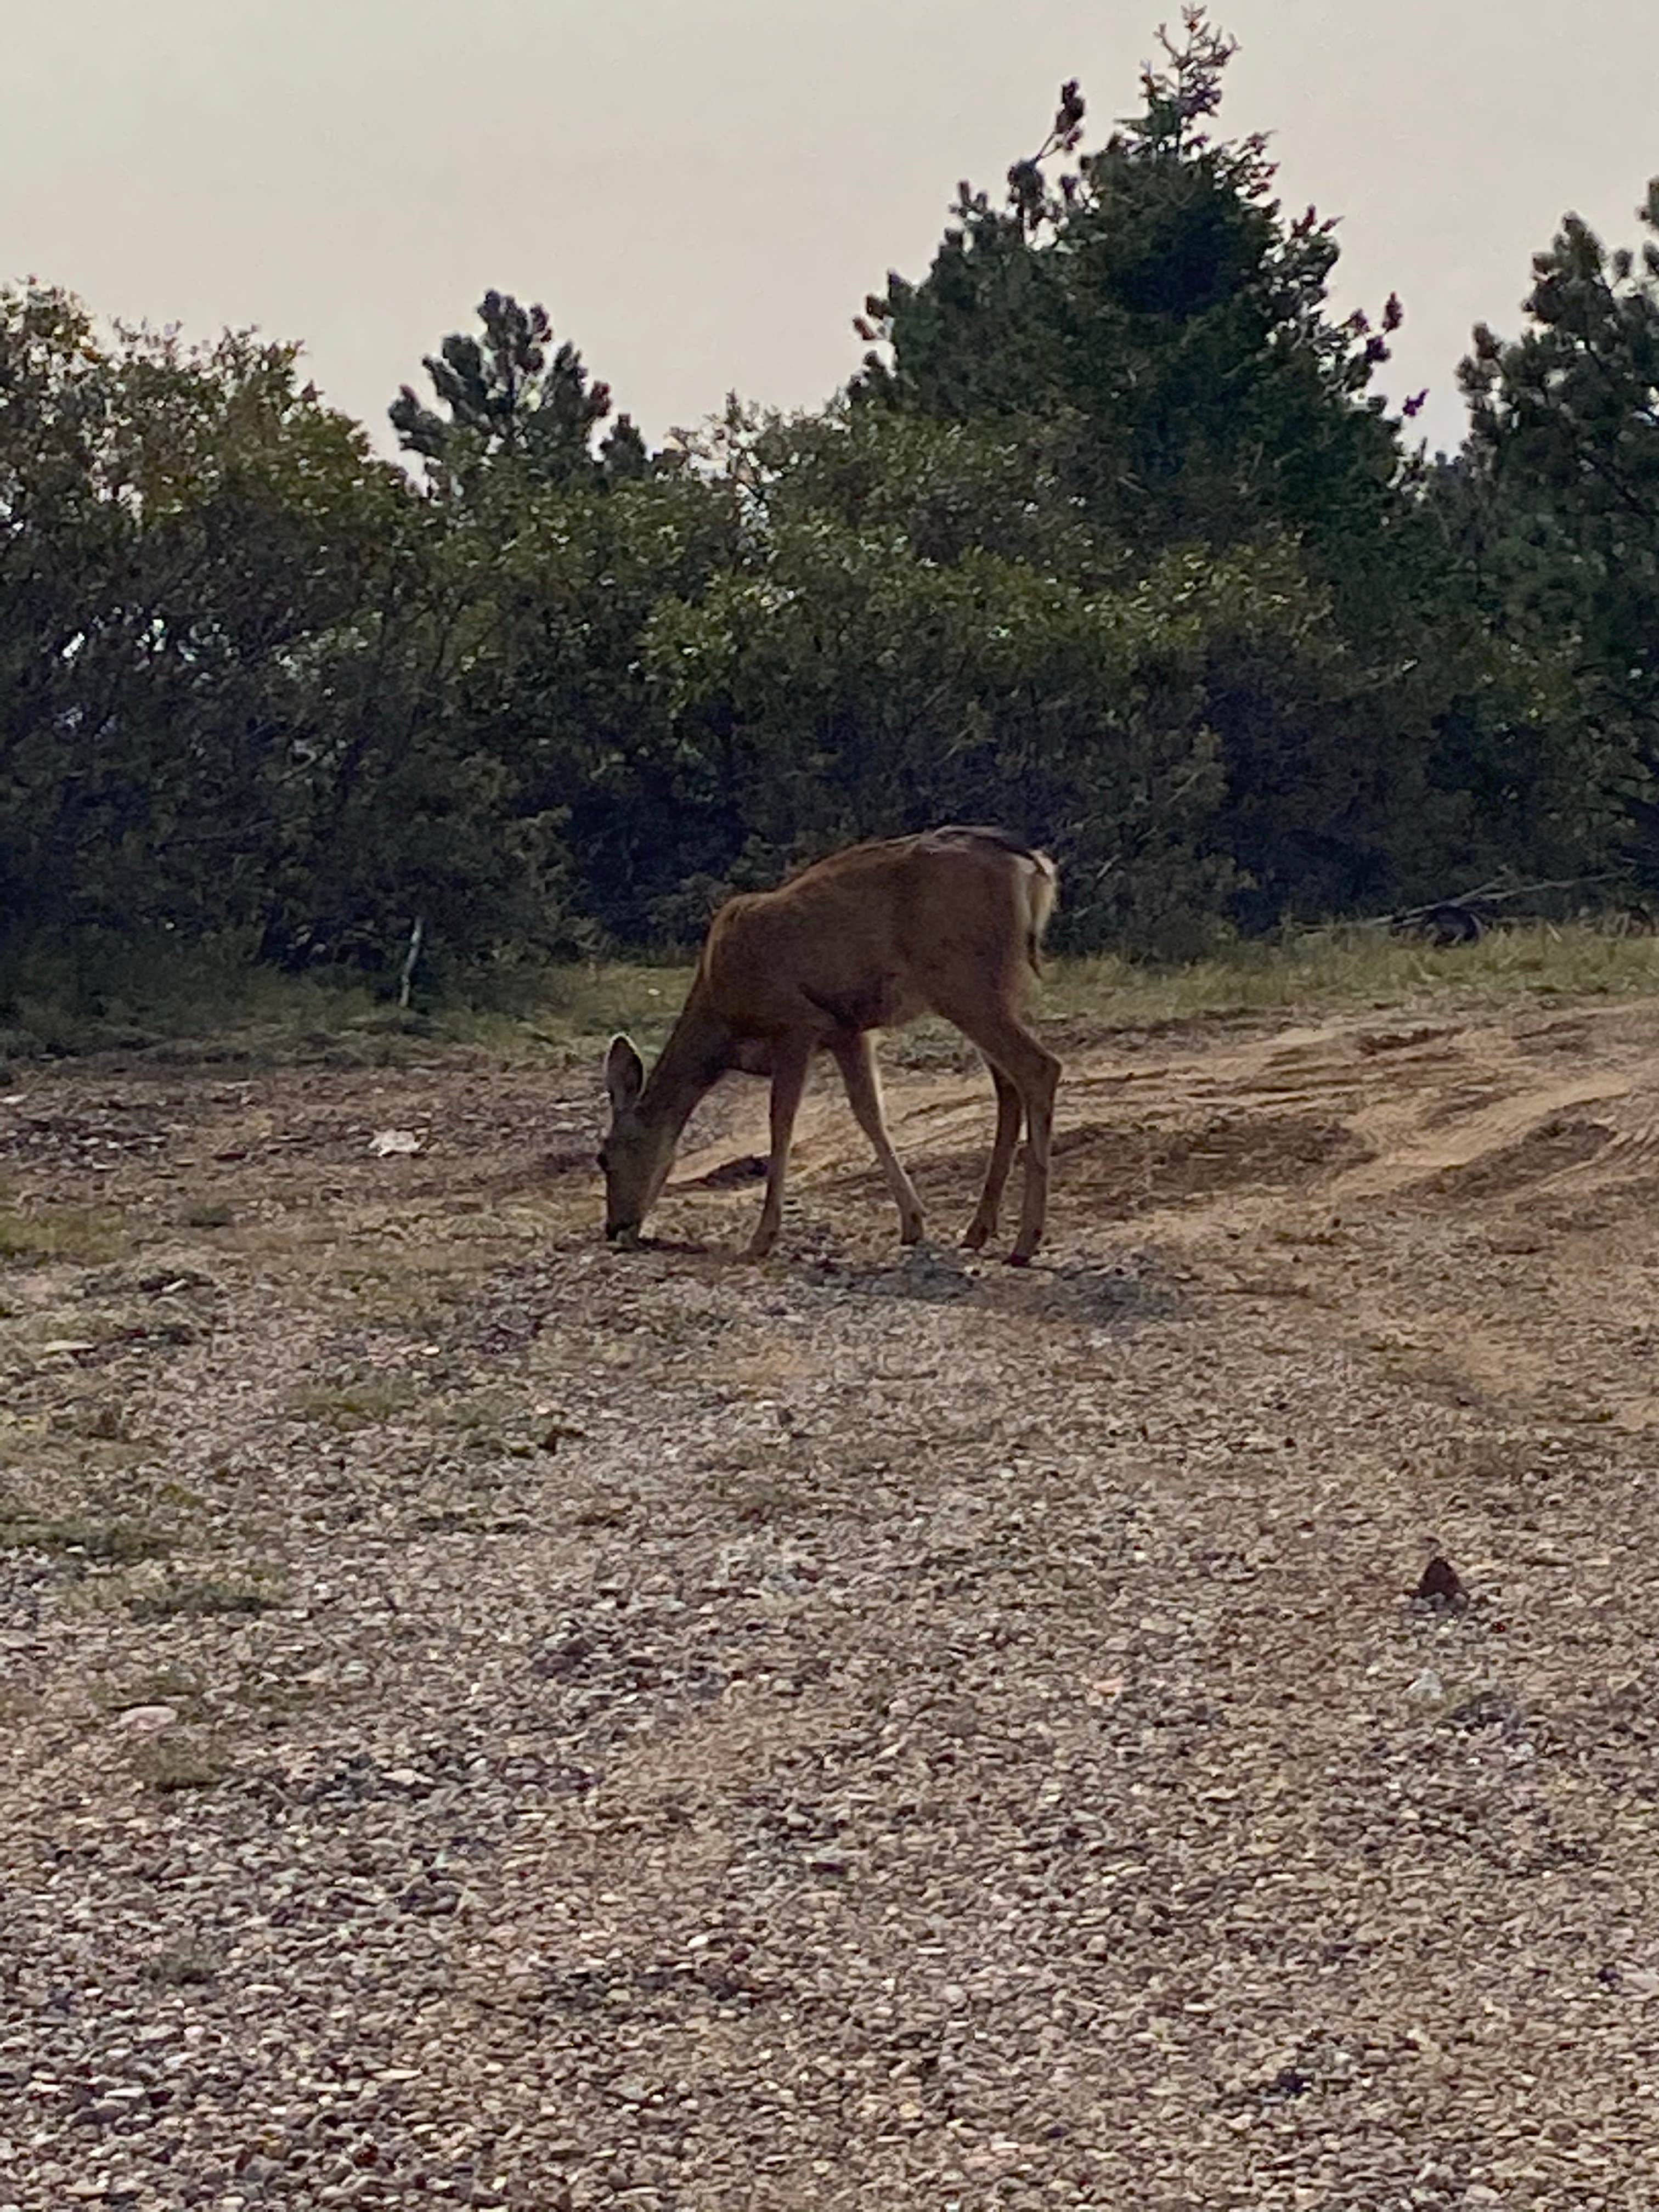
[390,289,648,490]
[1453,184,1659,871]
[3,12,1652,1004]
[0,291,574,977]
[854,10,1413,597]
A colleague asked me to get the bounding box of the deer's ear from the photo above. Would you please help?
[604,1034,645,1112]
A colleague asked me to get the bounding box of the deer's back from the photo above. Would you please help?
[697,831,1046,1039]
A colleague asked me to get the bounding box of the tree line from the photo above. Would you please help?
[3,11,1657,994]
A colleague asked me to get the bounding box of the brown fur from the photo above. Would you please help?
[601,827,1062,1262]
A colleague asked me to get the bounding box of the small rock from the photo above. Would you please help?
[368,1128,422,1157]
[115,1706,178,1734]
[1405,1668,1443,1702]
[1414,1554,1466,1609]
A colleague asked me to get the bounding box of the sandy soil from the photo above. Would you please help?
[5,996,1659,2208]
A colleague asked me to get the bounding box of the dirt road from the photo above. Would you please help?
[5,997,1659,2208]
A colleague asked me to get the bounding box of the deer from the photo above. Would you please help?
[599,825,1062,1264]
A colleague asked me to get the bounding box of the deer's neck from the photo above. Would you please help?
[640,985,733,1139]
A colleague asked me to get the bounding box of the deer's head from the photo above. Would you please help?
[599,1035,676,1246]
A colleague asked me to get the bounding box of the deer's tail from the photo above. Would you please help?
[1020,849,1059,975]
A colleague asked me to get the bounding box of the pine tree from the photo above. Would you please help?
[853,8,1414,592]
[390,289,647,488]
[1459,182,1659,802]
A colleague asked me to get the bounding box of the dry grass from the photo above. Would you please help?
[0,1198,127,1266]
[125,1577,280,1623]
[1040,921,1659,1029]
[0,1509,168,1563]
[8,921,1657,1074]
[287,1373,422,1430]
[2,933,689,1069]
[447,924,1659,1062]
[126,1729,231,1793]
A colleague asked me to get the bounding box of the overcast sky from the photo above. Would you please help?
[5,2,1656,461]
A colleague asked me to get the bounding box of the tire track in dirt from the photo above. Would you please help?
[659,1001,1659,1435]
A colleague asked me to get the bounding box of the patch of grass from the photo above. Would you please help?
[1,931,677,1069]
[290,1374,421,1429]
[476,923,1659,1066]
[150,1479,206,1510]
[232,1673,319,1718]
[7,921,1656,1071]
[411,1505,537,1535]
[437,1385,521,1432]
[445,961,690,1065]
[178,1201,235,1231]
[0,1511,169,1564]
[439,1388,544,1459]
[53,1397,131,1442]
[126,1577,280,1623]
[1,934,688,1070]
[140,1941,222,1987]
[1038,922,1659,1031]
[332,1257,444,1324]
[128,1731,230,1793]
[0,1203,127,1267]
[97,1667,202,1711]
[2,932,396,1063]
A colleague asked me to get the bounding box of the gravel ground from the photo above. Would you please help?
[5,1001,1659,2208]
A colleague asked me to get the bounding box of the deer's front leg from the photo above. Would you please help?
[830,1031,925,1245]
[746,1036,813,1259]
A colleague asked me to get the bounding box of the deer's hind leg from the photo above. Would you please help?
[962,1062,1023,1251]
[830,1031,926,1245]
[932,1000,1059,1265]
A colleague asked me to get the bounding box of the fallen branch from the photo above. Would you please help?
[1356,870,1631,935]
